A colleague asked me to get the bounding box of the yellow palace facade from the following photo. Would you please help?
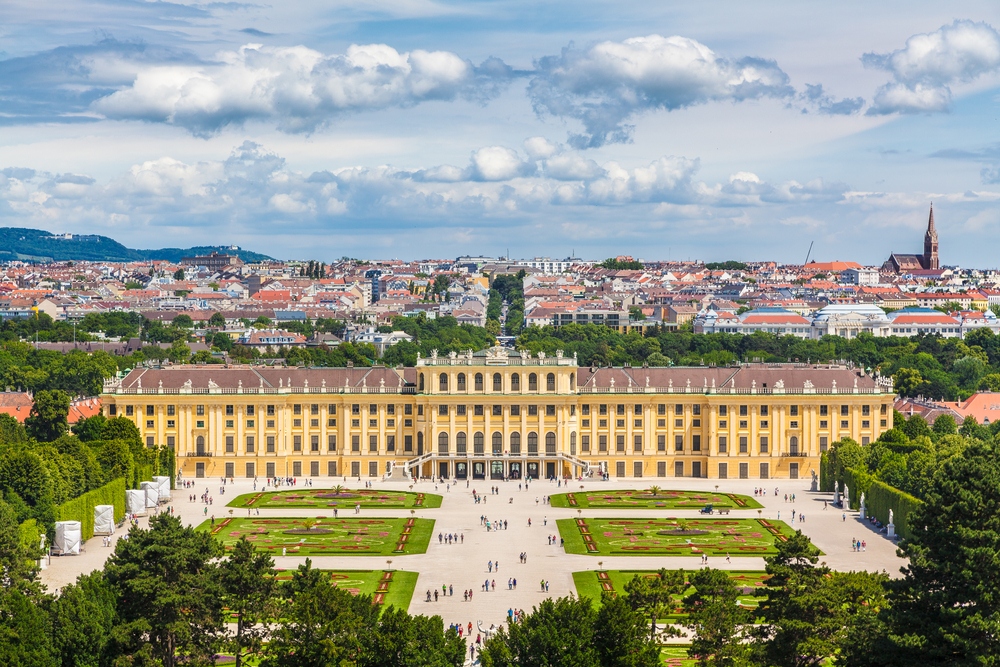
[101,347,894,481]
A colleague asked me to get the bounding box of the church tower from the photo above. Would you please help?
[923,203,939,270]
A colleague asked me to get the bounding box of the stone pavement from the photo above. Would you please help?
[40,474,906,634]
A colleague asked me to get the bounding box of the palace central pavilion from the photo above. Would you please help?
[102,347,893,481]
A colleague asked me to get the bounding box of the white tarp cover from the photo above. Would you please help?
[55,521,81,555]
[153,476,171,501]
[126,489,146,515]
[140,482,159,508]
[94,505,114,535]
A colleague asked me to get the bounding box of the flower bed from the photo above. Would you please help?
[559,517,801,556]
[550,489,761,510]
[227,488,442,510]
[201,516,434,556]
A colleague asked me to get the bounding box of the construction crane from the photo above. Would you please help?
[803,241,814,266]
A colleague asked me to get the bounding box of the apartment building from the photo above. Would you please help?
[102,350,893,482]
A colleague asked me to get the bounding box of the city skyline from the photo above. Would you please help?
[0,2,998,263]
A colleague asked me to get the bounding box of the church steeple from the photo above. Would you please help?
[923,203,939,270]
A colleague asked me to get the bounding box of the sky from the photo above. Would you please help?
[0,1,999,264]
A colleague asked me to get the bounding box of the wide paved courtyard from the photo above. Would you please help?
[40,473,905,638]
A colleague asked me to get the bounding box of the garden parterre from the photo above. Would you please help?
[200,516,434,556]
[227,488,442,509]
[558,517,801,556]
[572,569,769,618]
[549,488,762,510]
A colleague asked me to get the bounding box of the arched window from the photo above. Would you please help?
[492,431,503,454]
[473,432,485,454]
[493,373,502,392]
[789,436,799,455]
[439,373,448,391]
[546,373,556,391]
[527,432,538,454]
[545,432,557,454]
[570,432,577,455]
[528,373,538,391]
[457,373,466,391]
[570,373,575,391]
[475,373,484,391]
[418,374,424,391]
[510,432,521,454]
[456,432,467,454]
[438,432,449,454]
[511,373,520,391]
[196,435,205,455]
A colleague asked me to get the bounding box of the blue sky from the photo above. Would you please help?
[0,0,998,264]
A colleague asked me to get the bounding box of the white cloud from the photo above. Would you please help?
[543,153,603,180]
[468,146,535,181]
[523,137,562,160]
[528,34,793,147]
[92,43,513,135]
[864,20,1000,115]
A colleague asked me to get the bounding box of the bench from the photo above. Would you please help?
[717,508,731,515]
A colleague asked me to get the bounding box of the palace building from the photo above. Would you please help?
[101,347,894,482]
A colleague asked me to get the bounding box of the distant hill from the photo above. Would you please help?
[0,228,275,263]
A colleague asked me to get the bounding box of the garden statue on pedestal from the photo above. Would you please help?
[888,509,896,538]
[860,492,866,519]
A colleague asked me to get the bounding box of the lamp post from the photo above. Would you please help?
[598,561,603,572]
[386,559,393,571]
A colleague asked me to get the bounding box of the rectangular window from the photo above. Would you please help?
[790,405,798,416]
[328,418,336,427]
[294,404,302,415]
[862,405,870,416]
[246,405,255,416]
[293,435,301,452]
[267,405,275,416]
[617,419,626,428]
[387,419,394,427]
[719,420,727,428]
[328,435,337,451]
[293,462,302,477]
[328,461,338,476]
[633,434,642,452]
[109,405,117,416]
[862,436,870,445]
[125,405,133,417]
[311,419,319,428]
[418,406,424,416]
[675,404,683,415]
[495,405,504,416]
[657,419,665,428]
[528,405,537,416]
[692,434,701,451]
[311,435,319,452]
[146,420,154,428]
[404,419,412,427]
[617,404,626,416]
[369,435,378,452]
[718,462,728,479]
[657,404,666,415]
[387,435,395,452]
[881,404,887,415]
[386,405,395,415]
[718,436,727,453]
[146,405,154,417]
[599,419,607,428]
[616,461,625,478]
[634,419,642,428]
[267,436,275,453]
[599,435,608,452]
[369,461,378,478]
[404,404,412,415]
[439,405,449,416]
[692,405,701,416]
[582,435,590,452]
[246,462,255,478]
[634,404,643,416]
[674,461,684,477]
[146,436,154,448]
[351,419,360,427]
[657,461,666,477]
[820,405,828,416]
[881,419,887,427]
[820,436,828,451]
[692,419,700,427]
[457,405,467,416]
[760,463,769,479]
[167,405,175,416]
[225,436,234,453]
[508,405,518,416]
[862,420,870,429]
[739,462,749,479]
[226,405,234,416]
[246,420,254,428]
[675,419,683,428]
[352,404,360,415]
[739,405,747,417]
[616,435,625,452]
[759,436,768,453]
[820,420,828,428]
[634,461,643,478]
[546,405,556,417]
[352,435,360,451]
[311,404,319,416]
[657,435,666,451]
[293,419,302,428]
[310,461,319,477]
[582,404,591,416]
[351,461,360,477]
[790,421,798,429]
[841,405,849,416]
[404,435,413,452]
[719,405,727,416]
[475,405,484,416]
[599,404,608,416]
[196,421,204,429]
[760,405,768,417]
[226,420,234,428]
[226,462,234,478]
[166,436,174,448]
[739,420,748,429]
[370,404,378,415]
[841,420,849,428]
[739,436,748,454]
[246,436,254,453]
[675,435,684,451]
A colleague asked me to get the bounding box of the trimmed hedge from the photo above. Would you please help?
[819,452,835,492]
[54,477,126,541]
[841,467,874,511]
[866,479,922,541]
[19,519,41,555]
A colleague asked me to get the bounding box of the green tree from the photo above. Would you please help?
[930,414,956,436]
[172,314,194,328]
[893,368,926,397]
[887,439,1000,663]
[623,567,686,642]
[101,417,142,446]
[0,498,41,593]
[71,414,107,442]
[0,588,53,667]
[593,592,660,667]
[208,312,227,327]
[25,389,70,442]
[168,339,191,363]
[49,571,116,667]
[220,536,277,667]
[683,568,752,667]
[174,269,185,280]
[901,415,932,441]
[104,514,224,667]
[480,596,600,667]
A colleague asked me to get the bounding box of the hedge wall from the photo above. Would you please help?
[19,519,41,555]
[54,477,126,541]
[866,479,922,541]
[819,452,835,492]
[841,467,874,511]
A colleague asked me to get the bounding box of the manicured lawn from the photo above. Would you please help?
[572,569,769,619]
[227,488,442,509]
[200,516,435,555]
[558,517,803,556]
[660,645,698,666]
[549,488,761,510]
